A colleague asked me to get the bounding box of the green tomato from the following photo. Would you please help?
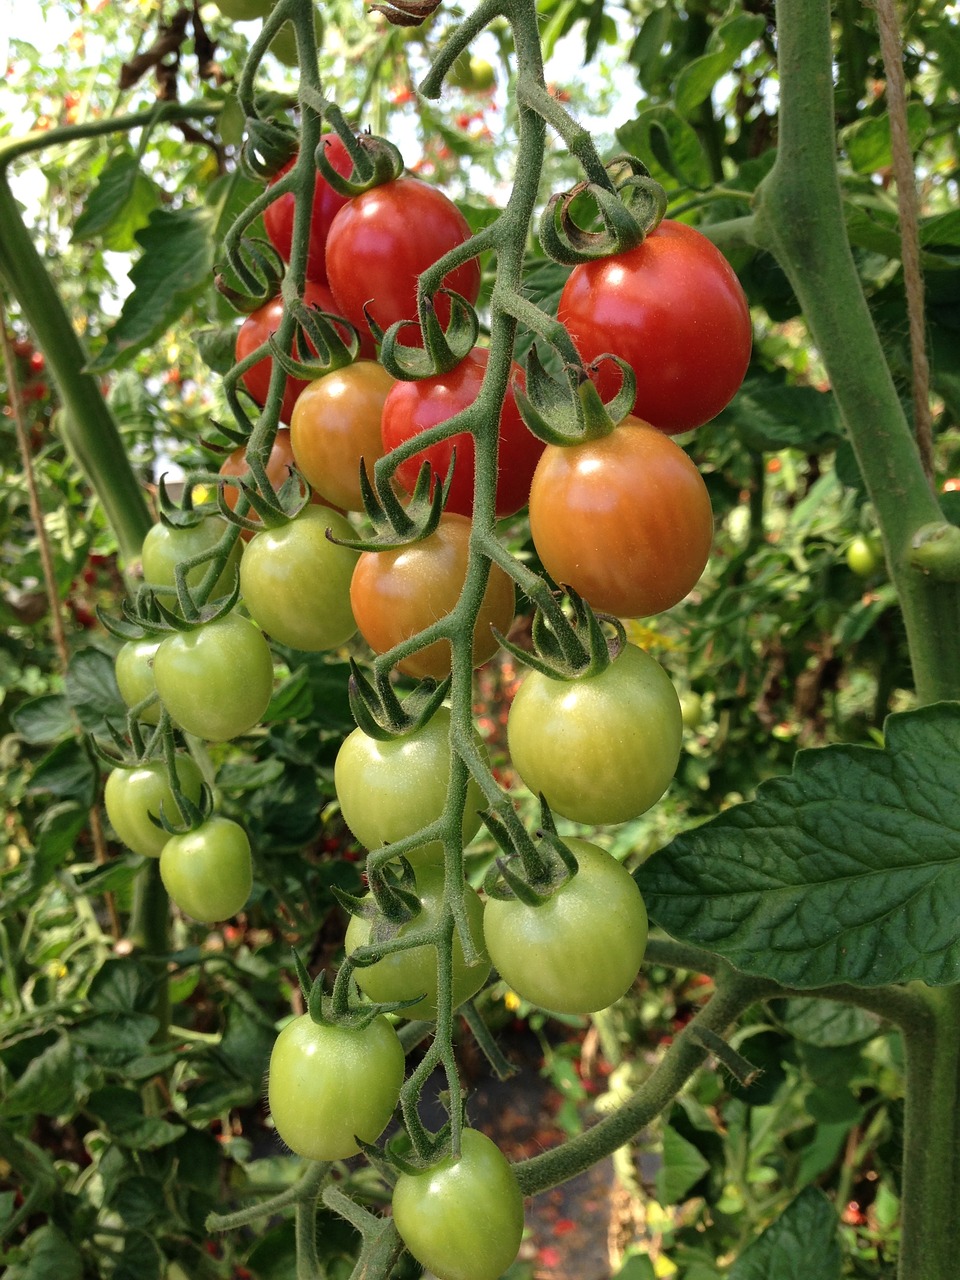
[269,7,322,66]
[392,1129,524,1280]
[267,1012,404,1161]
[104,755,204,858]
[216,0,274,18]
[679,690,703,731]
[141,515,242,606]
[334,706,485,871]
[160,816,252,922]
[115,637,162,725]
[153,612,274,742]
[506,642,682,825]
[483,839,649,1014]
[345,866,489,1021]
[239,507,358,651]
[846,534,883,577]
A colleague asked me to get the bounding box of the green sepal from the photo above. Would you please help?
[328,455,452,552]
[514,346,635,445]
[266,295,360,379]
[314,130,404,196]
[155,474,214,529]
[95,603,156,643]
[492,587,624,681]
[214,236,286,314]
[347,660,451,741]
[153,780,213,836]
[479,802,550,892]
[378,291,479,382]
[239,115,299,182]
[538,155,667,266]
[483,801,579,904]
[368,857,422,927]
[384,1123,455,1176]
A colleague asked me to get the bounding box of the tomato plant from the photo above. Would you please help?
[345,865,489,1021]
[239,507,358,651]
[334,705,485,869]
[267,1013,405,1161]
[484,838,649,1014]
[391,1128,524,1280]
[557,219,752,435]
[159,816,253,922]
[507,642,682,825]
[263,135,353,284]
[219,427,335,540]
[349,513,515,679]
[141,515,242,603]
[115,637,162,725]
[289,360,394,511]
[324,177,481,339]
[152,612,274,742]
[528,415,714,618]
[380,347,542,518]
[103,755,204,859]
[846,534,884,577]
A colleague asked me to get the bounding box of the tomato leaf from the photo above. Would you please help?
[655,1124,710,1205]
[674,13,766,118]
[728,1187,841,1279]
[617,106,712,191]
[637,703,960,987]
[72,151,159,252]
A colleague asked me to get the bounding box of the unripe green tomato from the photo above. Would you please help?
[216,0,274,18]
[345,866,489,1020]
[104,755,204,858]
[115,638,162,725]
[679,690,703,731]
[269,7,322,66]
[846,534,883,577]
[239,508,358,651]
[449,52,496,92]
[140,516,242,605]
[160,816,252,922]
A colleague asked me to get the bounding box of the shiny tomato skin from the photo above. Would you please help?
[115,637,162,725]
[506,642,683,825]
[350,513,515,680]
[239,507,358,651]
[381,347,541,518]
[160,816,252,922]
[483,838,649,1014]
[392,1129,524,1280]
[268,1013,404,1161]
[263,136,353,284]
[345,865,489,1020]
[104,754,204,859]
[290,361,395,511]
[558,219,752,434]
[325,178,480,339]
[528,415,713,618]
[219,428,336,541]
[141,515,242,604]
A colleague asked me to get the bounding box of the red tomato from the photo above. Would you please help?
[325,178,480,341]
[381,347,541,518]
[528,415,714,617]
[557,219,752,435]
[350,513,515,679]
[263,136,353,285]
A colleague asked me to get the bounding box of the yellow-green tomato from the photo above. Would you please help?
[153,613,274,742]
[846,534,883,578]
[160,816,252,922]
[140,515,241,604]
[239,507,358,651]
[104,755,204,858]
[506,642,682,825]
[483,839,648,1014]
[115,637,162,725]
[392,1129,524,1280]
[345,866,489,1021]
[334,706,485,871]
[267,1012,404,1161]
[217,0,274,18]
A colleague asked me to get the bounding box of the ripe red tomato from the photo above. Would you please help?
[557,219,752,435]
[263,136,353,284]
[528,415,714,618]
[350,513,515,680]
[219,427,335,540]
[235,280,361,424]
[380,347,542,518]
[325,178,481,340]
[290,361,395,511]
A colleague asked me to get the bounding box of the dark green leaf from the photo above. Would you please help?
[34,803,89,876]
[85,1087,183,1149]
[88,958,157,1014]
[72,151,159,252]
[654,1124,710,1204]
[11,695,75,744]
[841,103,932,175]
[729,1187,841,1279]
[773,999,881,1047]
[674,13,765,117]
[0,1036,78,1118]
[66,646,125,733]
[720,377,842,453]
[612,1256,657,1280]
[111,1230,163,1280]
[107,1177,165,1229]
[4,1225,83,1280]
[216,757,286,792]
[617,106,712,191]
[637,703,960,988]
[72,1011,159,1057]
[195,323,240,376]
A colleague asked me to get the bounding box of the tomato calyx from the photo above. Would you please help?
[483,800,579,905]
[217,455,312,536]
[291,950,407,1035]
[330,454,453,552]
[310,126,405,196]
[376,288,479,381]
[215,236,286,315]
[516,344,636,446]
[347,659,451,741]
[539,155,668,266]
[495,586,624,681]
[239,115,298,182]
[265,291,361,380]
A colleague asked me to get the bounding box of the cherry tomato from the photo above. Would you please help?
[115,637,162,725]
[392,1129,524,1280]
[104,755,204,859]
[160,816,253,922]
[290,361,395,511]
[483,838,649,1014]
[846,534,883,577]
[345,864,489,1020]
[267,1013,404,1161]
[153,612,274,742]
[325,178,481,340]
[263,136,353,284]
[350,513,515,679]
[528,415,714,618]
[219,428,335,541]
[334,705,485,870]
[381,347,541,518]
[239,507,358,651]
[557,219,752,434]
[141,515,242,605]
[506,642,682,825]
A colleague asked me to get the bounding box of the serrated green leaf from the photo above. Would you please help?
[111,1230,163,1280]
[11,694,75,744]
[841,102,932,175]
[617,106,712,191]
[722,376,842,453]
[674,13,765,117]
[773,998,881,1047]
[66,646,125,732]
[654,1124,710,1204]
[72,151,159,252]
[27,738,97,807]
[89,207,217,372]
[4,1224,83,1280]
[88,957,157,1014]
[637,703,960,988]
[729,1187,841,1279]
[0,1037,78,1118]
